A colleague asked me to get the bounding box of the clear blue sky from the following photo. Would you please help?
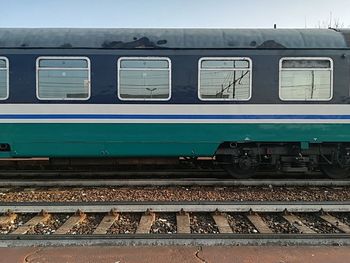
[0,0,349,28]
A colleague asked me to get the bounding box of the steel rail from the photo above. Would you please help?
[0,179,349,187]
[1,233,350,247]
[1,201,350,213]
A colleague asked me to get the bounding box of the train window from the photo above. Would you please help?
[279,58,333,101]
[118,57,171,101]
[198,58,252,101]
[0,57,9,100]
[36,57,91,100]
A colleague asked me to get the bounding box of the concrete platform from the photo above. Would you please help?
[1,246,350,263]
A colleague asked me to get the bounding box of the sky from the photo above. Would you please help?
[0,0,350,28]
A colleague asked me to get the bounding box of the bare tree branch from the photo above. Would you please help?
[316,12,344,29]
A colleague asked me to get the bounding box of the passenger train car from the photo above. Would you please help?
[1,28,350,178]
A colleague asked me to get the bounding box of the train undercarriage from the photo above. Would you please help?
[215,142,350,179]
[0,142,349,179]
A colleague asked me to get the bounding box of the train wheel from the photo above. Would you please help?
[223,164,256,179]
[320,165,350,179]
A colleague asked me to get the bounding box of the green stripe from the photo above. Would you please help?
[0,123,348,157]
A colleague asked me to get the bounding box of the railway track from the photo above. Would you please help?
[0,169,347,187]
[0,178,349,187]
[1,201,350,246]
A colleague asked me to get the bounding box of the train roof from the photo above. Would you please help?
[0,28,349,49]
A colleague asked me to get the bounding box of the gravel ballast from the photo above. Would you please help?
[190,213,219,234]
[150,214,176,234]
[226,213,258,233]
[295,213,341,234]
[0,214,33,234]
[107,213,141,234]
[261,213,299,234]
[26,214,69,235]
[68,214,104,235]
[0,186,349,202]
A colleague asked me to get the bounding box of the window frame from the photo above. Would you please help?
[117,56,172,101]
[36,56,91,101]
[279,57,334,101]
[0,57,9,100]
[198,57,253,101]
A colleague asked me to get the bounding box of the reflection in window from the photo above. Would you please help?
[0,58,8,99]
[118,58,171,100]
[280,58,332,100]
[199,58,251,100]
[37,58,90,100]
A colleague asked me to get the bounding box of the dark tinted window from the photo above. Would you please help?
[120,60,169,69]
[39,59,88,68]
[282,60,331,69]
[0,59,6,68]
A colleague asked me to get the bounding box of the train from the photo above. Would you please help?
[0,28,350,178]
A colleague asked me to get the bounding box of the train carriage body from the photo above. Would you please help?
[1,28,350,177]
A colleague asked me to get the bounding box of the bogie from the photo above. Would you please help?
[216,142,350,179]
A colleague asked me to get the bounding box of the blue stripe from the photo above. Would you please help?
[0,114,349,119]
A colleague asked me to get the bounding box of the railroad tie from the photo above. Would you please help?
[319,214,350,233]
[176,211,191,234]
[54,210,86,235]
[11,211,51,235]
[0,212,17,227]
[212,213,233,234]
[246,213,273,234]
[282,214,316,234]
[93,210,119,235]
[136,211,155,234]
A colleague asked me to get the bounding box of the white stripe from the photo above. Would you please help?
[0,104,347,124]
[0,119,349,124]
[0,104,348,114]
